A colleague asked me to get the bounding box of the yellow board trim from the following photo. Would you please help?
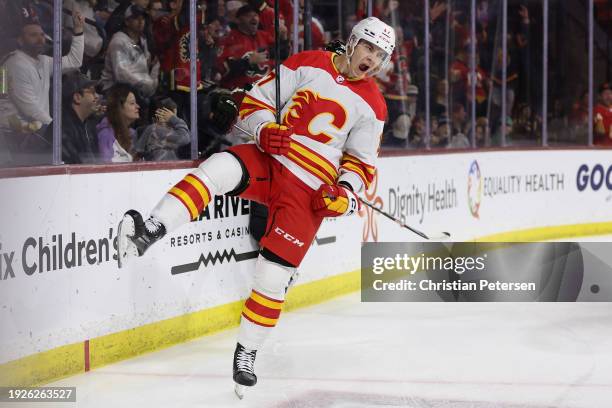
[474,221,612,242]
[3,221,611,388]
[0,269,360,387]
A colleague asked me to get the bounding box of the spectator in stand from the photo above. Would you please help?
[64,0,104,64]
[217,4,288,90]
[45,70,102,164]
[97,83,140,162]
[224,0,245,32]
[0,1,43,57]
[408,115,426,149]
[154,0,205,122]
[431,79,449,118]
[513,103,539,142]
[148,0,166,20]
[100,4,160,98]
[451,103,467,138]
[570,91,589,128]
[448,101,470,148]
[474,117,490,147]
[134,97,190,161]
[594,82,612,146]
[431,116,450,148]
[377,26,416,130]
[492,116,514,146]
[382,114,409,148]
[5,13,85,130]
[448,129,470,149]
[450,47,489,116]
[428,1,449,80]
[450,46,470,108]
[490,48,519,129]
[297,4,326,51]
[547,99,568,142]
[248,0,286,37]
[200,15,224,82]
[105,0,155,53]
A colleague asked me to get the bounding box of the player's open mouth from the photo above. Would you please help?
[358,63,370,73]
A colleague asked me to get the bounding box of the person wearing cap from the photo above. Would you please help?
[104,0,155,52]
[594,82,612,146]
[45,71,102,164]
[100,3,160,98]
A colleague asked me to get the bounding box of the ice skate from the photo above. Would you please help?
[117,210,166,268]
[233,343,257,399]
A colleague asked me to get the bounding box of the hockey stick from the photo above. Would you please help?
[273,0,281,125]
[358,198,451,240]
[232,124,450,240]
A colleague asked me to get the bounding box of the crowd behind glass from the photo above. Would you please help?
[0,0,610,167]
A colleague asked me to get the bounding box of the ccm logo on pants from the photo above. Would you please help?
[274,227,305,247]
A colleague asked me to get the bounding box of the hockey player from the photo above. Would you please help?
[117,16,395,397]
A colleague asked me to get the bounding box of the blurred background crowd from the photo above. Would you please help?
[0,0,610,167]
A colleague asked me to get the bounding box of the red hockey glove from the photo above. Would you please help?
[257,122,293,155]
[311,184,361,217]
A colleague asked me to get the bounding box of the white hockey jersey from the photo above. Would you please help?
[237,50,387,193]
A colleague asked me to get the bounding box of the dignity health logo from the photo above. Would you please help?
[467,160,482,218]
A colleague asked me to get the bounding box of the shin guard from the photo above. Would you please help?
[237,255,296,350]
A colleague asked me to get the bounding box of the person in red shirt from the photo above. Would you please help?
[594,82,612,146]
[216,4,289,90]
[248,0,287,37]
[450,47,489,116]
[265,0,293,33]
[154,0,205,93]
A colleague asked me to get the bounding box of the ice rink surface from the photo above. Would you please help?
[44,235,612,408]
[47,296,612,407]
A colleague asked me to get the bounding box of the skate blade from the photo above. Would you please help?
[234,384,246,399]
[117,215,136,269]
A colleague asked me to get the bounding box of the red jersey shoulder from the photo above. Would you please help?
[347,77,387,121]
[283,50,334,72]
[282,50,387,120]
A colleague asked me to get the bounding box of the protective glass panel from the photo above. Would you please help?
[0,1,56,167]
[546,0,589,145]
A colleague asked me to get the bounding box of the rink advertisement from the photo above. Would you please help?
[371,150,612,242]
[0,167,357,369]
[0,149,610,384]
[361,242,612,301]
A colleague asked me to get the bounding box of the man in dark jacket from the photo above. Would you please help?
[45,71,101,164]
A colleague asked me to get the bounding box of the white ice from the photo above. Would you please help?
[44,235,612,408]
[46,293,612,408]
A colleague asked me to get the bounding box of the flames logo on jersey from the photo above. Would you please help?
[283,89,348,144]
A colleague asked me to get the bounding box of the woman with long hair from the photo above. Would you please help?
[97,84,140,162]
